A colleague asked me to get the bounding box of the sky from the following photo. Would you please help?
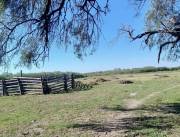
[3,1,180,74]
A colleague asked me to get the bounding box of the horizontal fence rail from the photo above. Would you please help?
[0,74,75,96]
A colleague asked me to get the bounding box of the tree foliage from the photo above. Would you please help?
[0,0,109,67]
[0,0,179,67]
[122,0,180,62]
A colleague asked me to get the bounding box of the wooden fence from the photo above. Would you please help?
[0,74,75,96]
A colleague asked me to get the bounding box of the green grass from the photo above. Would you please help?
[0,71,180,137]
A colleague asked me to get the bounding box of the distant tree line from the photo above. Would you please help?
[0,71,85,80]
[85,66,180,76]
[0,66,180,80]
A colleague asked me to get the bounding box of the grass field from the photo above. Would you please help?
[0,71,180,137]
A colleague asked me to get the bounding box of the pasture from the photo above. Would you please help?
[0,70,180,137]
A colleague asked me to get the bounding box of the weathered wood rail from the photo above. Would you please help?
[0,74,75,96]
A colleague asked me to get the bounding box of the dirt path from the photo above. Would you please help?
[92,85,180,137]
[123,91,160,110]
[124,84,180,110]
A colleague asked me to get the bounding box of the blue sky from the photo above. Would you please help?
[4,1,180,73]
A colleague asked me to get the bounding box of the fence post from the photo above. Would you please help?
[41,77,49,94]
[0,80,3,96]
[2,80,7,96]
[17,78,23,95]
[71,74,75,89]
[64,74,68,92]
[41,77,45,94]
[20,70,23,77]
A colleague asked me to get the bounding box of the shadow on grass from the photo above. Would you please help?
[159,103,180,114]
[68,103,180,136]
[102,103,180,114]
[68,116,175,135]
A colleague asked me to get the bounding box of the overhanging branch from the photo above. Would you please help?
[120,26,180,62]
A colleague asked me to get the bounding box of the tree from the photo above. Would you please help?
[0,0,179,67]
[0,0,109,67]
[121,0,180,62]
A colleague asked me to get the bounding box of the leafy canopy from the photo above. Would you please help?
[0,0,179,67]
[122,0,180,62]
[0,0,109,67]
